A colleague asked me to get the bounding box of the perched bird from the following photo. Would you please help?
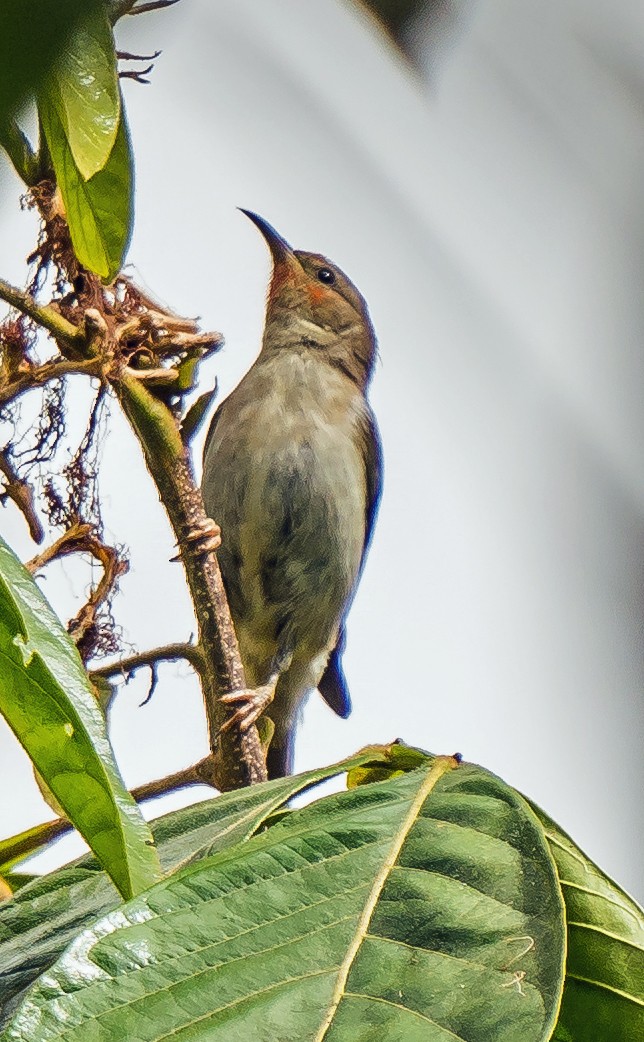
[202,211,382,777]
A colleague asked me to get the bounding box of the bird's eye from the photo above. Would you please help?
[317,267,336,285]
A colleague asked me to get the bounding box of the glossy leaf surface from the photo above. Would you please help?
[39,99,133,281]
[0,752,383,1015]
[0,537,160,901]
[1,757,566,1042]
[43,4,119,179]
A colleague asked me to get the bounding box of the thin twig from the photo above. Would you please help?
[130,758,206,801]
[0,450,44,543]
[127,0,182,15]
[1,755,218,868]
[26,521,94,573]
[90,641,205,680]
[26,522,129,662]
[67,540,129,659]
[1,818,73,865]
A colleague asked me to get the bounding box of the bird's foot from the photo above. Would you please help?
[185,518,222,555]
[218,673,278,734]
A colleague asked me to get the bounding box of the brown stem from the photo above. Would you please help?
[25,521,94,572]
[26,522,129,663]
[0,450,44,543]
[130,757,209,801]
[90,641,205,680]
[116,372,267,789]
[2,756,217,867]
[0,357,104,409]
[1,818,73,864]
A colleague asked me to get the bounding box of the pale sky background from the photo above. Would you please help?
[0,0,642,901]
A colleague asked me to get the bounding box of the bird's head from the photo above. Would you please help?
[240,209,377,388]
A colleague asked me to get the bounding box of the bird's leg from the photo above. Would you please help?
[218,648,293,735]
[218,673,279,734]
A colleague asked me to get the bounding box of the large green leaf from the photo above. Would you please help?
[0,0,103,129]
[0,752,385,1016]
[532,806,644,1042]
[0,536,160,901]
[42,4,120,179]
[0,756,566,1042]
[39,96,134,281]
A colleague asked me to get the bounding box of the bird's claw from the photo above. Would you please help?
[218,680,276,734]
[183,518,222,556]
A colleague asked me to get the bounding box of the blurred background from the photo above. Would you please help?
[0,0,642,899]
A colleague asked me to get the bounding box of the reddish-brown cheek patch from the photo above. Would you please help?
[306,282,332,306]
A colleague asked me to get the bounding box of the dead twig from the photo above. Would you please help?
[26,521,96,573]
[27,522,129,663]
[0,450,44,543]
[68,539,129,663]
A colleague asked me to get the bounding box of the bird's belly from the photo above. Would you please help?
[244,429,364,644]
[212,415,365,678]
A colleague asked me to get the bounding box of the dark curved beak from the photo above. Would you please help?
[238,209,293,263]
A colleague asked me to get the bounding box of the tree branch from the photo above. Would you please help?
[117,372,267,789]
[129,756,211,801]
[0,277,85,355]
[0,356,104,408]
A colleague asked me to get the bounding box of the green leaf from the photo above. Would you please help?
[0,536,160,901]
[0,118,40,186]
[1,757,566,1042]
[0,0,103,129]
[180,384,219,444]
[0,874,37,895]
[0,752,386,1016]
[42,5,119,179]
[532,806,644,1042]
[39,96,134,281]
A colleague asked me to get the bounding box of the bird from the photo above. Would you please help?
[202,210,382,778]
